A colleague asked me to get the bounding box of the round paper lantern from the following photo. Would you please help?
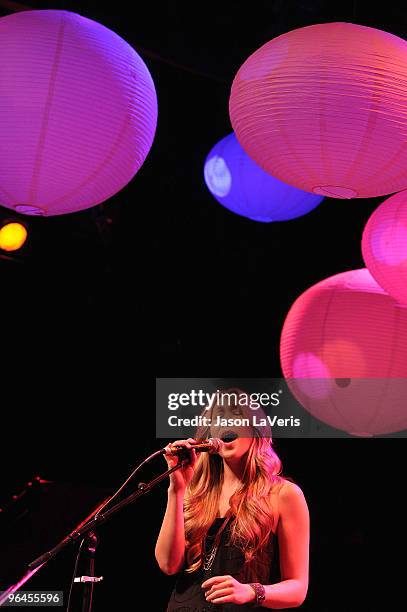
[280,268,407,436]
[230,22,407,199]
[204,133,323,222]
[0,10,157,216]
[362,191,407,305]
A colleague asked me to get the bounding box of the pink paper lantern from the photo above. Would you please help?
[0,10,157,216]
[362,191,407,305]
[280,268,407,436]
[230,22,407,199]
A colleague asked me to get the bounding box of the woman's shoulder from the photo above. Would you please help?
[277,478,305,498]
[271,476,303,498]
[271,478,307,531]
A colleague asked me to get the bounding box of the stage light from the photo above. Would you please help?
[0,222,27,252]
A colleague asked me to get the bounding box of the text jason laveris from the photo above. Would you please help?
[168,415,301,427]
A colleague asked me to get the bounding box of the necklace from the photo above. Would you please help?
[202,511,232,572]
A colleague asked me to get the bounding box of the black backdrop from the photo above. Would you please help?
[0,1,405,610]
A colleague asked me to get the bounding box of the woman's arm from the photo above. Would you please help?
[262,481,310,608]
[202,481,310,608]
[155,486,187,575]
[154,439,197,575]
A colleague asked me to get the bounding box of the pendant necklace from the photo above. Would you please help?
[202,510,232,572]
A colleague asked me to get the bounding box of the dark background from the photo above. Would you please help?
[0,1,405,610]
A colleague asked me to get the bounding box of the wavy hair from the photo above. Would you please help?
[183,388,284,582]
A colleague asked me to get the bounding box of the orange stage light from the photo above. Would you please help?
[0,222,28,252]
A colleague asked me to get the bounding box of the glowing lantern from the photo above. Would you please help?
[204,133,323,222]
[280,268,407,436]
[0,222,27,251]
[230,22,407,199]
[0,10,157,216]
[362,191,407,305]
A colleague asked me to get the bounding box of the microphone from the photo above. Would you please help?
[163,438,222,456]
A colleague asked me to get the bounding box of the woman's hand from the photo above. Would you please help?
[163,438,198,494]
[201,575,256,605]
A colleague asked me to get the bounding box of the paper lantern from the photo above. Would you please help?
[0,10,157,216]
[230,22,407,199]
[204,133,323,222]
[362,191,407,305]
[280,268,407,436]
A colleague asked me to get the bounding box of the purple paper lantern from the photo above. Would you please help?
[362,190,407,305]
[0,10,157,216]
[204,133,323,222]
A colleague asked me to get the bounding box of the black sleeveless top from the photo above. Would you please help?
[166,516,280,612]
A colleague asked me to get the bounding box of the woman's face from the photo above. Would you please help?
[218,435,253,461]
[209,394,254,460]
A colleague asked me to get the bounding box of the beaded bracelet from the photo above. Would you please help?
[248,583,266,607]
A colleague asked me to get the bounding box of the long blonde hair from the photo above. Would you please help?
[183,389,283,580]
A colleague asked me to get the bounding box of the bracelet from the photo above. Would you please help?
[248,583,266,607]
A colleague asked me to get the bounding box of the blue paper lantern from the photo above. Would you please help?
[204,133,323,222]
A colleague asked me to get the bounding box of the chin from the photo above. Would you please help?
[221,442,249,460]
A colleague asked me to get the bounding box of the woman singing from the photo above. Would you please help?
[155,389,310,610]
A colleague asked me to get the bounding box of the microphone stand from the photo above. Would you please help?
[77,531,100,612]
[0,458,190,610]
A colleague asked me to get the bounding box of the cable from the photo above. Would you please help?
[0,1,31,12]
[0,2,226,83]
[66,538,85,612]
[135,45,226,83]
[92,448,164,520]
[352,0,359,21]
[63,446,171,610]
